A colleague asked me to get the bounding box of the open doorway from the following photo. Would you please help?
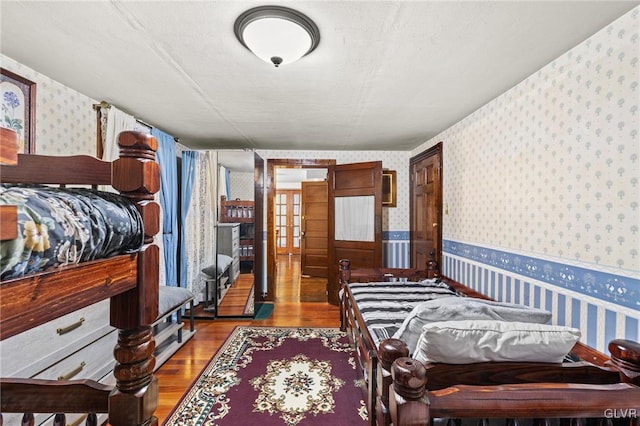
[275,168,329,302]
[266,159,335,303]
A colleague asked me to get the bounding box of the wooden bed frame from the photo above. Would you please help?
[389,346,640,425]
[0,130,160,426]
[339,259,640,426]
[219,195,255,268]
[220,195,254,221]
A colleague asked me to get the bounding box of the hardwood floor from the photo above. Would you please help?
[154,255,339,421]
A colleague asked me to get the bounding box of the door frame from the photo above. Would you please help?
[265,159,335,302]
[409,142,443,269]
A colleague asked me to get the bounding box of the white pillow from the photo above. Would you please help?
[393,297,552,354]
[412,320,580,364]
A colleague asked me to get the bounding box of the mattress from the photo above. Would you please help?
[346,280,459,349]
[1,184,144,279]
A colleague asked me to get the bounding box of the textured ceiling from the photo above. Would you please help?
[1,1,637,151]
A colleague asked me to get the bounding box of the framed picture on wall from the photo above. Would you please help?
[1,68,36,154]
[382,169,397,207]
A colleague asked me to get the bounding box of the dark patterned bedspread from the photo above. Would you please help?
[1,184,144,279]
[347,280,459,348]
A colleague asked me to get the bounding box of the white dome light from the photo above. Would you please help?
[235,6,320,68]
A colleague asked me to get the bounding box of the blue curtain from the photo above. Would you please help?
[179,151,197,289]
[152,128,178,287]
[225,167,231,200]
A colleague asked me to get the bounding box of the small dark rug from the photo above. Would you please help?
[163,326,368,426]
[254,302,274,319]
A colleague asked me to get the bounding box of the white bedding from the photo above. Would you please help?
[345,280,459,349]
[392,296,553,354]
[412,320,580,364]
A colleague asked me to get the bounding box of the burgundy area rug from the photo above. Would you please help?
[163,326,369,426]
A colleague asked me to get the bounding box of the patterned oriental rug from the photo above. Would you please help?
[163,326,369,426]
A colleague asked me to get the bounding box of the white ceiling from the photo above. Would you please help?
[1,1,637,152]
[218,149,255,171]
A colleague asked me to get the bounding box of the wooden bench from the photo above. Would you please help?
[153,286,195,369]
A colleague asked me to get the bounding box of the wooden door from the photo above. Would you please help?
[275,190,301,255]
[328,161,383,305]
[410,143,442,270]
[301,181,328,278]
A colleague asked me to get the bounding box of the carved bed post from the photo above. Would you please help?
[339,259,351,331]
[339,259,351,285]
[389,357,430,426]
[608,339,640,386]
[378,339,410,425]
[427,250,439,279]
[109,131,160,426]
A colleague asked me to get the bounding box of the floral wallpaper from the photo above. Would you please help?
[411,7,639,349]
[229,171,254,201]
[413,7,639,279]
[1,55,97,156]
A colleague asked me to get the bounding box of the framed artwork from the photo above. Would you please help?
[1,68,36,154]
[382,169,397,207]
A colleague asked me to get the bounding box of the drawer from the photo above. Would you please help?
[1,355,116,426]
[0,299,113,378]
[34,329,117,381]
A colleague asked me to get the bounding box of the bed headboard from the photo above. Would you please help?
[220,195,254,222]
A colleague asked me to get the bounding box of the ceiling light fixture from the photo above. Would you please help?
[234,5,320,68]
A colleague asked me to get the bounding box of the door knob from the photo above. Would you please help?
[432,223,438,228]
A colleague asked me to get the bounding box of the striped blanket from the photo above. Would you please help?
[346,280,459,349]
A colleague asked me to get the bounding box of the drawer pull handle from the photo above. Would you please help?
[57,317,85,335]
[58,361,86,380]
